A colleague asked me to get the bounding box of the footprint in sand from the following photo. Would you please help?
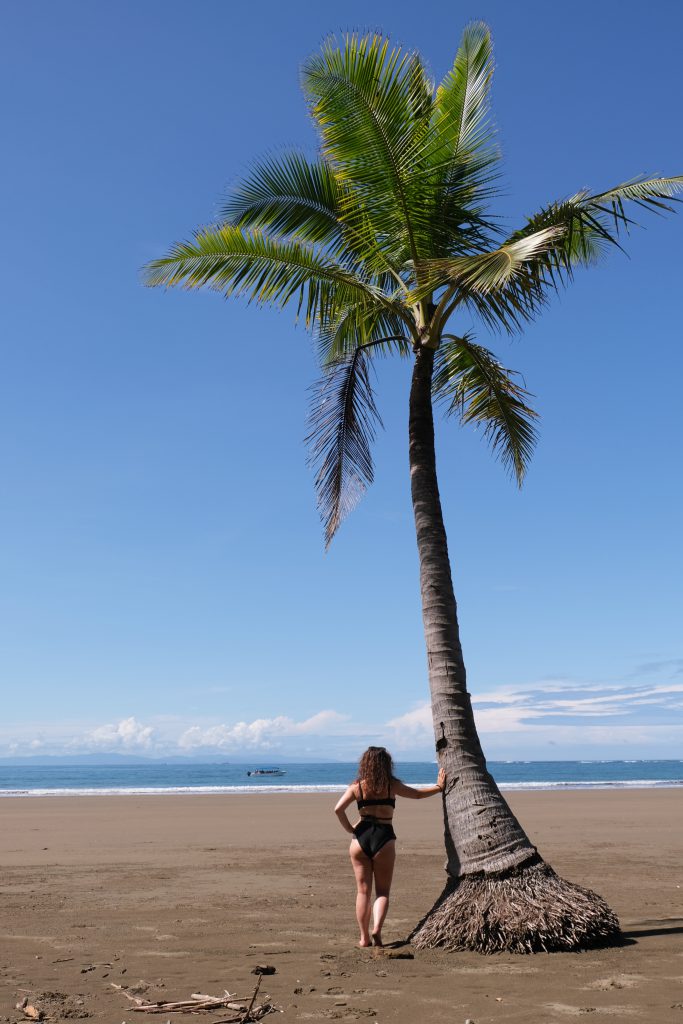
[456,962,539,975]
[587,974,644,991]
[545,1003,640,1016]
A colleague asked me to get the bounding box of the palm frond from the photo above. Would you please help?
[221,152,343,245]
[435,176,682,336]
[508,175,683,283]
[317,302,411,362]
[423,22,501,257]
[434,334,538,484]
[422,224,563,298]
[220,151,404,282]
[307,346,383,546]
[429,22,497,170]
[143,224,394,328]
[455,281,549,334]
[302,33,434,264]
[590,175,683,216]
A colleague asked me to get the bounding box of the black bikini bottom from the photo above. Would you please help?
[354,817,396,859]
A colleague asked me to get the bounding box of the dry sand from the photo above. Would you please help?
[1,790,682,1023]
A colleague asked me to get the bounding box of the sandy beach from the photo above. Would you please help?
[1,789,681,1023]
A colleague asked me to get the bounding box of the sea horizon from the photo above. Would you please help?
[1,758,681,797]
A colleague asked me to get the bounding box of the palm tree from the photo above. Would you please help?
[144,24,682,952]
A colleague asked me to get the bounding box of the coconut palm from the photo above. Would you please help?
[144,24,682,952]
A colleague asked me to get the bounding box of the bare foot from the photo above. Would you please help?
[358,937,372,947]
[371,932,383,947]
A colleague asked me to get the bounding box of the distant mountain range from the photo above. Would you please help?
[0,753,340,766]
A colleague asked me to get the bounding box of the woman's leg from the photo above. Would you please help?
[349,839,373,947]
[370,840,396,945]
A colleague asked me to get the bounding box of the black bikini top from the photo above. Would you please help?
[356,780,396,810]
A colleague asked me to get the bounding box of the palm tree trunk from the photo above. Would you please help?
[407,345,620,953]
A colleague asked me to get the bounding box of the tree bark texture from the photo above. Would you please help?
[408,345,537,877]
[407,345,620,951]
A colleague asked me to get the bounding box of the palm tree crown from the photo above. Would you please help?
[145,23,682,546]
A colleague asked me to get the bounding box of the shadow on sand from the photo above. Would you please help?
[386,918,683,953]
[621,917,683,941]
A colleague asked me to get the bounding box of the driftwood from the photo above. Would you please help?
[242,976,261,1021]
[110,979,275,1021]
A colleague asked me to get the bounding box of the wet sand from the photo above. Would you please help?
[1,790,682,1023]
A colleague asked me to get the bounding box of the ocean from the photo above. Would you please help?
[0,759,681,797]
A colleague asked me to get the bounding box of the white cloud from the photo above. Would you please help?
[385,679,683,749]
[178,710,349,751]
[2,677,682,761]
[386,703,432,741]
[84,716,155,751]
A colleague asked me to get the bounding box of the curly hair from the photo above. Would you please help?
[356,746,397,794]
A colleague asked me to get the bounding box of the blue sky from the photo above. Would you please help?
[1,0,681,761]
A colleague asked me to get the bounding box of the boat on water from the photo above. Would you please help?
[246,768,287,777]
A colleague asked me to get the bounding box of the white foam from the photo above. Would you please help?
[0,784,349,797]
[498,779,683,790]
[0,779,681,798]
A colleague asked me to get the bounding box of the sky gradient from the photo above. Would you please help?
[1,0,682,761]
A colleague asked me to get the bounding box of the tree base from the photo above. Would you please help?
[411,861,621,954]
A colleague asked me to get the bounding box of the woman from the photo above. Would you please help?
[334,746,445,947]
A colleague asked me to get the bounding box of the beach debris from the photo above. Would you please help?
[81,962,112,972]
[110,979,276,1021]
[14,995,66,1019]
[14,999,44,1021]
[129,983,150,996]
[247,944,291,953]
[246,949,290,957]
[80,963,111,975]
[51,958,75,964]
[250,965,276,975]
[15,992,91,1021]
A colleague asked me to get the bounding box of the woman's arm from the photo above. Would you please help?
[394,767,446,800]
[334,784,359,834]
